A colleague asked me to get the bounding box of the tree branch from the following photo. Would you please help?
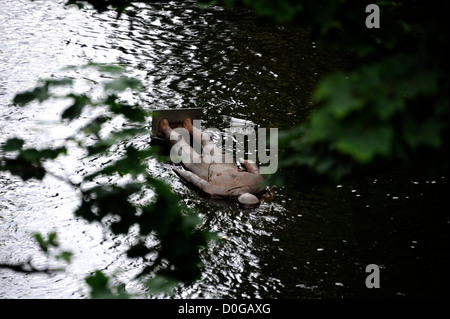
[0,261,62,275]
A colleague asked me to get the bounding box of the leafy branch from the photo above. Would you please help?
[1,63,214,297]
[0,261,60,275]
[0,232,72,275]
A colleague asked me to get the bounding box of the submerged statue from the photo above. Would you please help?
[157,118,265,208]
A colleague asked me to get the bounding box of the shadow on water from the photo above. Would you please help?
[264,172,449,298]
[0,0,448,298]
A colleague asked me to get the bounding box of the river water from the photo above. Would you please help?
[1,0,448,299]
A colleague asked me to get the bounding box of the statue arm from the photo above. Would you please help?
[174,169,210,191]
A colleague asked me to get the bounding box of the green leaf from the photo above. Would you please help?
[16,147,66,164]
[2,138,24,152]
[20,149,41,163]
[12,79,71,107]
[104,77,142,92]
[34,233,48,253]
[34,86,49,103]
[87,139,115,156]
[33,232,59,254]
[1,158,46,180]
[44,78,73,87]
[38,147,68,160]
[62,94,91,120]
[13,91,37,106]
[146,276,178,295]
[85,270,114,299]
[48,232,59,247]
[110,214,135,235]
[108,103,148,123]
[112,146,146,177]
[82,116,110,136]
[86,128,146,156]
[55,251,73,263]
[85,270,129,298]
[126,242,152,258]
[96,64,124,74]
[12,86,49,106]
[74,200,98,222]
[335,124,394,163]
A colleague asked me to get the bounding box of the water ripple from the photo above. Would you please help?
[0,0,368,299]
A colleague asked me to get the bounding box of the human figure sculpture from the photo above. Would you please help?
[158,117,265,208]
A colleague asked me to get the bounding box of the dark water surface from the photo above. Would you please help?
[1,0,448,298]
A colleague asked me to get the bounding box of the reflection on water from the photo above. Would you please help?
[1,0,448,298]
